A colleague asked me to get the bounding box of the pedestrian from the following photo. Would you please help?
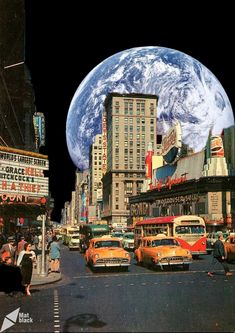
[15,236,27,262]
[207,233,233,277]
[48,235,61,273]
[16,242,36,296]
[0,236,16,264]
[33,234,39,251]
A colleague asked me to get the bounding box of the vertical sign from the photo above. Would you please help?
[102,112,107,174]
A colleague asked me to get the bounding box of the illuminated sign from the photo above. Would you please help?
[155,194,200,206]
[210,135,224,157]
[0,147,49,197]
[33,112,46,147]
[161,122,182,164]
[150,173,188,191]
[130,202,150,217]
[102,112,107,174]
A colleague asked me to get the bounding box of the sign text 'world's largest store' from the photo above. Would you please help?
[0,148,49,197]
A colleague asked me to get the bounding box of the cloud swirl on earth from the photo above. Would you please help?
[66,46,234,170]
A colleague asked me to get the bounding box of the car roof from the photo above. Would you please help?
[91,236,121,242]
[141,235,175,241]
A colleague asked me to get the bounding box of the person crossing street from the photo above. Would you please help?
[207,233,233,277]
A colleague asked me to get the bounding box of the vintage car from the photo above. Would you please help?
[224,235,235,262]
[110,231,124,241]
[68,234,80,250]
[85,236,131,271]
[134,235,192,270]
[122,232,135,251]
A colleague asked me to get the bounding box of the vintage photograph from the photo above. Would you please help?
[0,1,234,332]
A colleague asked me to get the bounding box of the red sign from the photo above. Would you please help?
[150,173,187,191]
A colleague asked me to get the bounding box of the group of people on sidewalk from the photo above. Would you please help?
[0,233,61,296]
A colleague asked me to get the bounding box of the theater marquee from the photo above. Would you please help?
[0,146,49,199]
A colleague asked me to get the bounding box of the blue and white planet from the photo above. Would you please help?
[66,46,234,170]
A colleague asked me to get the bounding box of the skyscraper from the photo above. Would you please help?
[101,92,157,227]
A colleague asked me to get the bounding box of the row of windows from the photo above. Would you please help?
[114,173,144,178]
[114,107,155,116]
[117,125,155,132]
[114,118,155,125]
[115,164,145,170]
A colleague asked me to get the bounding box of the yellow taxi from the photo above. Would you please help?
[85,236,131,271]
[224,234,235,262]
[134,234,192,271]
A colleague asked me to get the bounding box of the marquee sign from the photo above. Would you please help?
[0,146,49,197]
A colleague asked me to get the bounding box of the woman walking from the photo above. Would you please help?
[48,236,61,273]
[17,242,36,296]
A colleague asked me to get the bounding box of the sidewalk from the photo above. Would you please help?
[0,267,61,297]
[31,266,62,286]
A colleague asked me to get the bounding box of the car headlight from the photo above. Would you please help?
[94,254,99,259]
[157,252,161,256]
[125,252,130,258]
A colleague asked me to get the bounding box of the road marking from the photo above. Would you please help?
[53,289,61,333]
[72,269,234,279]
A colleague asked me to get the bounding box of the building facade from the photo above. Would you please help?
[101,93,158,226]
[0,1,37,152]
[129,128,235,232]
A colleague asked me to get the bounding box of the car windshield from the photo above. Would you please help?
[152,239,179,247]
[111,233,124,238]
[123,233,134,239]
[94,241,121,248]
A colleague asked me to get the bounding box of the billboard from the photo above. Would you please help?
[161,122,182,164]
[0,146,49,198]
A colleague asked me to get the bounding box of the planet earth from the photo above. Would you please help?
[66,46,234,170]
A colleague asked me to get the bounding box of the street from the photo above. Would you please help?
[0,243,234,332]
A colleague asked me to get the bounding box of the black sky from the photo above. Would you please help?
[24,2,234,222]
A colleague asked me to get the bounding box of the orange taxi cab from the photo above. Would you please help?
[224,234,235,262]
[134,234,192,271]
[85,236,131,271]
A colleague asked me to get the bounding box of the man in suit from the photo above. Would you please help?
[0,236,16,264]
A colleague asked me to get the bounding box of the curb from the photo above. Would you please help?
[31,272,62,286]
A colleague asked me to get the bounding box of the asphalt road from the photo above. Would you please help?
[0,243,234,332]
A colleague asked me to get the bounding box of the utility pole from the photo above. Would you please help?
[40,214,47,277]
